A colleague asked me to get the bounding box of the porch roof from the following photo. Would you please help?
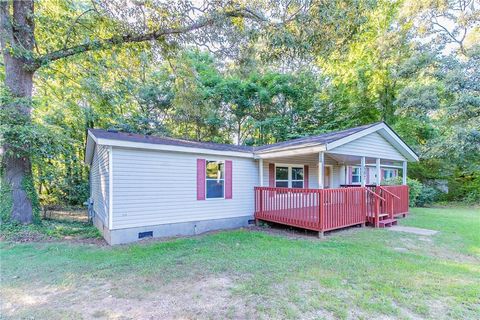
[254,122,379,152]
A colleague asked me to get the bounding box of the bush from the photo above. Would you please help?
[416,185,440,207]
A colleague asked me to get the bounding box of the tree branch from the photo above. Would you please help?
[34,8,261,70]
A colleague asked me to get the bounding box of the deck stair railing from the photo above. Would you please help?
[365,187,385,228]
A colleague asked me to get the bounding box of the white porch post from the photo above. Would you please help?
[318,152,324,189]
[360,156,366,187]
[340,165,346,185]
[402,161,407,185]
[376,158,381,186]
[259,159,264,186]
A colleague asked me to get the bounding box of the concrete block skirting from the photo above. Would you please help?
[102,215,253,245]
[92,214,112,244]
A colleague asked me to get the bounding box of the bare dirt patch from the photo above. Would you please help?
[250,222,364,240]
[1,275,252,320]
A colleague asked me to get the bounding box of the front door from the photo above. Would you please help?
[324,166,331,188]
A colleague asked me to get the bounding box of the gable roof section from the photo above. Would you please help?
[254,122,380,152]
[324,122,419,161]
[85,122,419,164]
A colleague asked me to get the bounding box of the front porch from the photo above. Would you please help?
[253,124,418,235]
[254,147,412,235]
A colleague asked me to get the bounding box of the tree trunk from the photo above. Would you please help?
[1,0,36,224]
[2,154,34,224]
[2,59,35,224]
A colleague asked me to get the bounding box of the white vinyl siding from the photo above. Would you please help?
[90,145,109,225]
[261,153,342,188]
[111,147,257,229]
[329,132,407,161]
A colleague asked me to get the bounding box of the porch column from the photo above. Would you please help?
[318,152,324,189]
[340,165,346,185]
[259,159,264,186]
[375,158,381,186]
[402,161,407,185]
[360,156,366,187]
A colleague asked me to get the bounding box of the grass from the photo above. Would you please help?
[0,219,101,242]
[1,207,479,319]
[0,209,101,242]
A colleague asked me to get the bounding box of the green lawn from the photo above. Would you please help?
[1,207,479,319]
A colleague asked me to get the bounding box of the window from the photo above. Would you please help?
[206,161,224,198]
[275,165,304,188]
[351,167,361,184]
[275,166,289,188]
[292,167,304,188]
[383,169,396,181]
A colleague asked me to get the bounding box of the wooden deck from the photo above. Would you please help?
[254,185,409,235]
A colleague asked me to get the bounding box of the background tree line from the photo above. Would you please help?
[1,0,479,222]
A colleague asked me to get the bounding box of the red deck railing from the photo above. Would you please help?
[254,185,409,233]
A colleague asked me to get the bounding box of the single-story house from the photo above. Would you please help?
[85,121,418,245]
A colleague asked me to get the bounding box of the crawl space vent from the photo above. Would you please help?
[138,231,153,239]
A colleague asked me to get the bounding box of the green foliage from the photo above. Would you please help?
[2,0,474,210]
[415,185,441,207]
[0,183,12,223]
[21,175,42,223]
[0,218,101,241]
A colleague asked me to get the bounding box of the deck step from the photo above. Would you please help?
[368,213,388,218]
[378,218,398,228]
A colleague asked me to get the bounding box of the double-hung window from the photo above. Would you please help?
[206,161,224,199]
[275,165,304,188]
[275,166,289,188]
[383,169,395,181]
[351,167,361,184]
[291,167,304,188]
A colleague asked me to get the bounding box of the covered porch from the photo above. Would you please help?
[254,150,411,236]
[252,123,418,236]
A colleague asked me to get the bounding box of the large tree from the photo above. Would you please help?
[0,0,269,223]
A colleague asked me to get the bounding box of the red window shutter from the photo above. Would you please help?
[304,165,309,188]
[269,163,275,187]
[197,159,206,200]
[225,160,232,199]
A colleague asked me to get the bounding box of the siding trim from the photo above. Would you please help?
[268,163,275,187]
[108,146,113,230]
[225,160,233,199]
[197,159,206,200]
[304,165,309,188]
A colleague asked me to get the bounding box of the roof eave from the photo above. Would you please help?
[254,144,327,159]
[93,137,255,158]
[84,130,97,165]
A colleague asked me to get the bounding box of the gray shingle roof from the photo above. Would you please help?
[88,122,383,154]
[253,122,381,152]
[88,129,254,153]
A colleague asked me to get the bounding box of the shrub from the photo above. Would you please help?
[416,185,440,207]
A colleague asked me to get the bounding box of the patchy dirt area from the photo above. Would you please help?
[250,221,365,240]
[1,275,252,320]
